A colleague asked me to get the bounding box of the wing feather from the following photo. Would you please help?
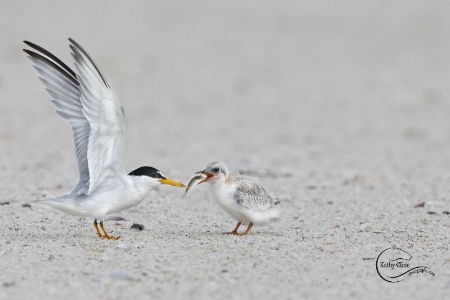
[232,175,277,211]
[24,39,126,195]
[24,42,90,192]
[69,38,125,194]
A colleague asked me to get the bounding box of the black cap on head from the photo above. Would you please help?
[128,166,165,179]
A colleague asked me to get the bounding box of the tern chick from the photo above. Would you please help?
[196,161,280,235]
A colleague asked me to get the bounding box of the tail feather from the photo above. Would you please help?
[0,197,35,204]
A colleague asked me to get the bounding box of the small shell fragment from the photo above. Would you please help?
[183,174,206,198]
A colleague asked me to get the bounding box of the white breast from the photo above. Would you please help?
[209,180,281,225]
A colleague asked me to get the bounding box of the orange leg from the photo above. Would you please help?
[225,221,242,235]
[237,223,253,236]
[99,221,120,240]
[93,219,103,238]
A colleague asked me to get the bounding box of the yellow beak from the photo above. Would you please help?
[158,177,186,188]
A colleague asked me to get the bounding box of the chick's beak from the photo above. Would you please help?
[195,171,213,184]
[158,177,186,187]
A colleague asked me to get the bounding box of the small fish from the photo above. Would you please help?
[183,174,206,198]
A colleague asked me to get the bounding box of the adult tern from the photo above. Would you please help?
[23,39,185,240]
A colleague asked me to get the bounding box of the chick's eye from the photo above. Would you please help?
[212,167,220,173]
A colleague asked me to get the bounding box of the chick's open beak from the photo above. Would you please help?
[159,177,186,187]
[195,171,213,184]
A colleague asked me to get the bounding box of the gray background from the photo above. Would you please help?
[1,1,450,299]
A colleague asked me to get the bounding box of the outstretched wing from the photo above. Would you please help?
[69,38,126,194]
[24,40,90,193]
[24,39,126,195]
[232,175,277,210]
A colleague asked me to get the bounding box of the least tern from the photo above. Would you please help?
[195,161,280,235]
[23,39,185,240]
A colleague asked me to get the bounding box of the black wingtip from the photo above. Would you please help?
[24,40,40,49]
[23,44,79,86]
[23,48,40,59]
[24,41,38,51]
[68,37,110,88]
[23,40,78,80]
[23,48,39,58]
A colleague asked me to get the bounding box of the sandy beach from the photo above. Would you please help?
[1,1,450,299]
